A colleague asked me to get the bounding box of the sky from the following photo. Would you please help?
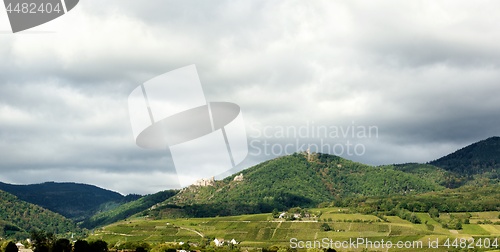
[1,1,500,195]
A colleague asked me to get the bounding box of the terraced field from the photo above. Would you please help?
[91,208,500,251]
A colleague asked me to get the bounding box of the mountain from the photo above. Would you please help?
[430,136,500,177]
[81,189,178,229]
[0,182,126,221]
[5,137,499,229]
[0,190,81,240]
[70,137,500,225]
[392,163,465,188]
[145,153,444,218]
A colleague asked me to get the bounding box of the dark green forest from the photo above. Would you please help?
[0,190,81,240]
[0,182,127,221]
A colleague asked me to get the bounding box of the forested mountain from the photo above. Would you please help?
[0,182,126,221]
[0,190,81,240]
[3,137,500,229]
[142,137,500,219]
[392,163,465,188]
[81,189,178,229]
[145,153,444,218]
[430,136,500,176]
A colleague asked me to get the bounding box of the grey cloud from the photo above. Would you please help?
[1,1,500,194]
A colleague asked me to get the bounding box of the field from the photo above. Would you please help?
[91,208,500,251]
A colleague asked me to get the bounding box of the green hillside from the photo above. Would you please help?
[76,137,500,227]
[81,190,178,229]
[146,153,444,218]
[392,163,465,188]
[0,181,127,221]
[341,184,500,213]
[91,206,500,252]
[0,190,82,240]
[430,136,500,177]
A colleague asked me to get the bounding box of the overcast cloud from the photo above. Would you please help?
[1,1,500,194]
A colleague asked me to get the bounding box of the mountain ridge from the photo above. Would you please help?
[3,136,500,229]
[141,152,445,220]
[0,181,127,221]
[430,136,500,176]
[139,137,500,220]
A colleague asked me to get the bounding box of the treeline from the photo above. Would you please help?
[31,230,107,252]
[336,185,500,214]
[0,231,108,252]
[309,184,500,229]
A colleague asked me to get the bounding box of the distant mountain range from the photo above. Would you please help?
[1,136,499,233]
[0,181,131,222]
[430,136,500,176]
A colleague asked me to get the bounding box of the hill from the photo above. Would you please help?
[81,189,178,229]
[92,205,500,252]
[146,153,444,218]
[430,136,500,177]
[392,163,465,188]
[0,190,82,240]
[0,182,126,221]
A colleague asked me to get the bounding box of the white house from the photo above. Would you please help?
[279,212,287,219]
[214,238,225,247]
[229,239,239,245]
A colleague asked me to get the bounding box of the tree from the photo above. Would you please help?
[53,239,72,252]
[428,208,439,218]
[323,249,337,252]
[320,223,331,231]
[74,240,90,252]
[89,240,108,252]
[30,230,55,252]
[5,242,18,252]
[272,208,279,218]
[408,213,421,224]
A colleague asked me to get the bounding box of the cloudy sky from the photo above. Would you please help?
[1,1,500,195]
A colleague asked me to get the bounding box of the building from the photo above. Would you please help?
[214,238,225,247]
[16,243,33,252]
[16,243,25,250]
[194,176,215,186]
[233,173,244,181]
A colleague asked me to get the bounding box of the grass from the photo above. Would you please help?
[92,207,500,251]
[460,224,490,235]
